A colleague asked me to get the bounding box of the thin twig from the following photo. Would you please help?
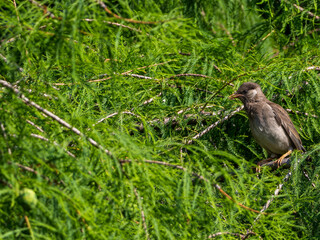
[30,133,76,158]
[292,3,320,20]
[218,23,236,46]
[125,73,158,80]
[286,109,318,118]
[8,161,51,182]
[0,122,12,155]
[26,120,44,133]
[0,79,112,157]
[24,215,35,239]
[94,111,141,126]
[208,231,260,239]
[304,66,320,71]
[187,106,243,144]
[142,92,162,105]
[247,30,274,53]
[96,0,161,24]
[28,0,57,19]
[133,188,150,240]
[120,159,264,214]
[0,53,24,72]
[137,106,221,131]
[178,51,191,56]
[13,0,20,22]
[83,19,150,35]
[252,171,292,225]
[168,73,214,79]
[208,232,242,238]
[56,60,172,85]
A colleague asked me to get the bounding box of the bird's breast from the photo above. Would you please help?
[247,102,292,155]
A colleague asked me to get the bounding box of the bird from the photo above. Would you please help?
[229,82,305,167]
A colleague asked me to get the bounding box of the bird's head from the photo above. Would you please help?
[229,82,266,104]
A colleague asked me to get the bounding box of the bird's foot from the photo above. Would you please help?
[275,150,292,168]
[256,157,276,173]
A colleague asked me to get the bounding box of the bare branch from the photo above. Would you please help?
[28,0,56,19]
[208,232,242,238]
[26,120,44,133]
[0,53,24,72]
[96,0,161,24]
[286,109,318,118]
[168,73,214,79]
[305,66,320,71]
[8,161,50,182]
[0,79,112,157]
[251,171,292,226]
[142,92,162,105]
[125,73,158,80]
[30,133,76,158]
[292,3,320,20]
[83,19,150,35]
[67,60,172,85]
[1,122,12,155]
[134,188,150,240]
[187,106,243,144]
[94,111,141,126]
[218,23,236,46]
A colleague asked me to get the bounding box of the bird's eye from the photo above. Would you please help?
[242,90,247,94]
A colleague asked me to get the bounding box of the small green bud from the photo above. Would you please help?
[19,188,38,209]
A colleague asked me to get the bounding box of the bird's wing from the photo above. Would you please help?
[267,101,305,152]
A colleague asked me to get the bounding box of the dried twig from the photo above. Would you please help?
[13,0,20,22]
[28,0,57,19]
[26,120,44,133]
[292,3,320,20]
[120,159,264,214]
[133,188,150,240]
[218,23,236,46]
[168,73,214,79]
[24,215,35,239]
[305,66,320,71]
[125,73,158,80]
[252,171,292,224]
[187,106,243,144]
[286,109,318,118]
[142,92,162,105]
[208,232,242,238]
[8,161,51,181]
[31,133,76,158]
[247,30,274,53]
[96,0,161,24]
[0,122,12,155]
[178,51,191,56]
[0,79,112,157]
[54,60,172,85]
[208,231,260,239]
[94,111,141,126]
[83,19,150,35]
[0,53,24,72]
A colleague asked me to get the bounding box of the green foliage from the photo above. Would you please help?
[0,0,320,239]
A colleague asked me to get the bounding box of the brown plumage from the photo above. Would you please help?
[230,82,305,158]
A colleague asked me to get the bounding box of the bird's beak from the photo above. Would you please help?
[229,93,243,99]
